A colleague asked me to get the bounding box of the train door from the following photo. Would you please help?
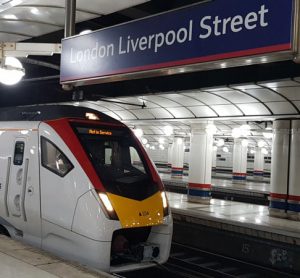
[6,134,41,247]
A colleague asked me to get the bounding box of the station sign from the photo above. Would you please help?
[60,0,296,85]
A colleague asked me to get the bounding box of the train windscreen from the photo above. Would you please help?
[73,125,159,200]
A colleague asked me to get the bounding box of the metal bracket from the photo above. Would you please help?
[0,42,61,58]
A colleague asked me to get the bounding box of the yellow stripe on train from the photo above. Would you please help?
[107,191,164,228]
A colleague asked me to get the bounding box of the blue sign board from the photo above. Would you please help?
[60,0,295,84]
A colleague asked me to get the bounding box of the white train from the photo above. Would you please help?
[0,105,173,273]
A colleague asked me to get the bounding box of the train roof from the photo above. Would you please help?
[0,105,120,123]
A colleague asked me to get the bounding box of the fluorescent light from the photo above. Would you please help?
[3,14,17,20]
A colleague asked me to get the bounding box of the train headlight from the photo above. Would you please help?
[98,193,118,220]
[161,191,169,216]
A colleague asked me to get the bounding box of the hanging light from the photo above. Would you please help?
[159,144,165,150]
[163,126,173,136]
[133,128,143,138]
[206,124,217,135]
[240,124,251,136]
[176,137,183,144]
[261,148,268,155]
[263,132,273,139]
[0,57,25,85]
[258,140,265,148]
[216,138,225,147]
[141,138,148,145]
[232,128,242,138]
[158,137,165,144]
[222,146,229,153]
[250,149,256,154]
[242,139,248,147]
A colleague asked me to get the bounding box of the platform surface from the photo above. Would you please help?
[0,235,113,278]
[161,173,270,194]
[167,192,300,242]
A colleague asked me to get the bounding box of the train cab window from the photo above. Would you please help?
[41,137,73,177]
[129,147,146,174]
[104,147,112,165]
[73,124,159,199]
[13,142,25,165]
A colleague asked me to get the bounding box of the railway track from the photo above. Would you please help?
[119,242,298,278]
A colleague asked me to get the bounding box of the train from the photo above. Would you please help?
[0,105,173,273]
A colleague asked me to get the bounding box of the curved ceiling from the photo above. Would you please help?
[79,78,300,122]
[0,0,149,41]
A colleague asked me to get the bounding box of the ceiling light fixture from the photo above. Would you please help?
[30,7,39,15]
[222,146,229,153]
[133,128,143,138]
[79,29,92,35]
[164,126,173,136]
[216,138,225,147]
[0,57,25,85]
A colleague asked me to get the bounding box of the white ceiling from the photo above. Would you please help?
[66,78,300,149]
[80,78,300,123]
[0,0,149,41]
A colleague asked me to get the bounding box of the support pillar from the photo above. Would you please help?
[188,124,213,204]
[253,147,264,179]
[167,143,173,173]
[212,146,217,175]
[287,120,300,220]
[269,120,290,218]
[171,137,184,178]
[232,139,248,181]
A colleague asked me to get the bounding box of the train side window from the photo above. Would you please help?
[41,137,73,177]
[13,141,25,165]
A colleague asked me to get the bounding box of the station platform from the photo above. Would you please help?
[168,191,300,274]
[0,235,113,278]
[161,173,270,205]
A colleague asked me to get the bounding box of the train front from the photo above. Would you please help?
[70,119,173,272]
